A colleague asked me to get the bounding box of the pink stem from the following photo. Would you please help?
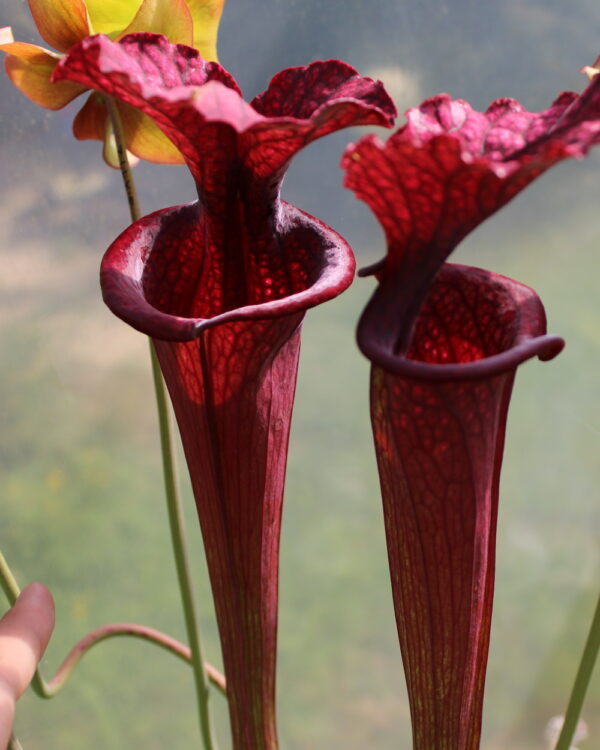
[41,622,226,697]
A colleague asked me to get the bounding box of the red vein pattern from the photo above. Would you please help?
[156,318,301,750]
[56,34,396,750]
[337,75,600,747]
[369,265,562,750]
[343,83,600,359]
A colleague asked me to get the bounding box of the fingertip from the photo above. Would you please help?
[18,583,55,615]
[14,583,55,653]
[0,582,55,704]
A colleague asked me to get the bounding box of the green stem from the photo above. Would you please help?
[102,96,141,222]
[104,95,219,750]
[0,550,46,697]
[554,592,600,750]
[0,549,19,603]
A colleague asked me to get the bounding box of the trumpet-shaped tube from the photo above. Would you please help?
[57,32,396,749]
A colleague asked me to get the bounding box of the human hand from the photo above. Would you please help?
[0,584,55,749]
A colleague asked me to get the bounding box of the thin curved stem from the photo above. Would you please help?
[554,592,600,750]
[1,551,226,699]
[105,95,219,750]
[43,622,226,697]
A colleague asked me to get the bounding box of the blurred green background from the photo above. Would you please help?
[0,0,598,748]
